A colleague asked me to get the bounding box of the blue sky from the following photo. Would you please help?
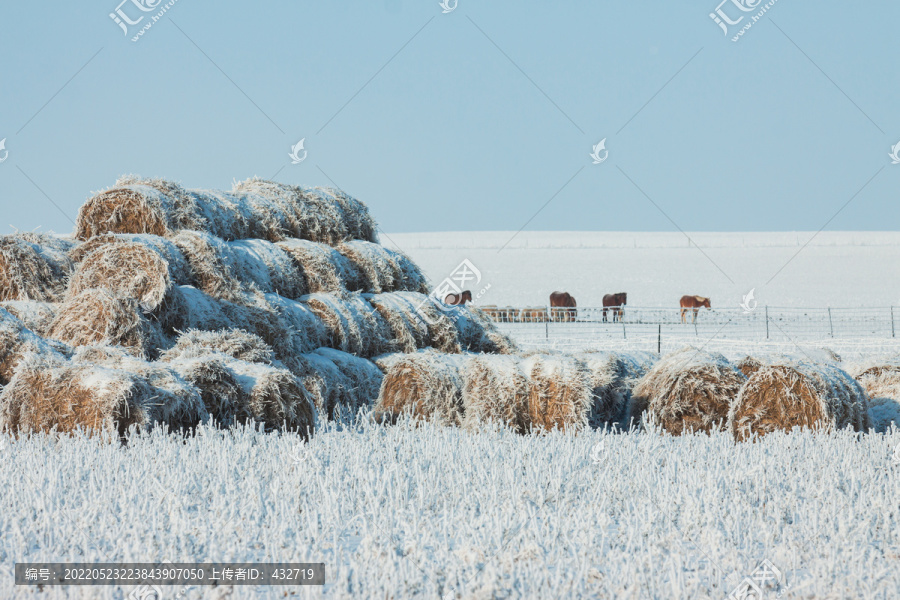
[0,0,897,235]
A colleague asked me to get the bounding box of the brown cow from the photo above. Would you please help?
[680,295,711,323]
[550,291,577,322]
[444,290,472,305]
[602,293,627,323]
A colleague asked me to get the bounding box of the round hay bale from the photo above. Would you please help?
[392,292,462,354]
[313,348,383,417]
[71,345,208,431]
[276,239,356,293]
[576,351,657,430]
[368,293,429,353]
[226,359,315,437]
[735,356,765,378]
[453,306,519,354]
[69,233,192,283]
[337,240,403,293]
[374,350,466,426]
[0,307,69,386]
[47,289,166,359]
[66,242,185,332]
[75,182,199,240]
[848,361,900,431]
[233,178,333,242]
[293,352,352,421]
[303,293,393,357]
[159,328,276,365]
[0,234,75,302]
[172,231,247,301]
[263,293,329,355]
[163,354,245,428]
[521,353,592,432]
[628,348,746,435]
[728,362,871,441]
[1,301,59,336]
[227,239,307,298]
[305,186,378,243]
[462,355,528,433]
[386,248,430,294]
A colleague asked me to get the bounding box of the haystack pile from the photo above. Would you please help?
[0,176,516,437]
[628,348,747,435]
[728,361,871,441]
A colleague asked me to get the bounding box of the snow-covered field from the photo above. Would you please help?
[383,231,900,308]
[3,422,899,599]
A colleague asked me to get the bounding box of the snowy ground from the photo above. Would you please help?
[383,231,900,309]
[2,423,899,599]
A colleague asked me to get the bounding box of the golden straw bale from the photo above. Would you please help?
[575,351,657,429]
[293,352,352,421]
[233,178,336,242]
[226,358,316,436]
[337,240,403,293]
[728,362,871,441]
[276,239,357,293]
[735,356,765,378]
[367,293,430,353]
[262,293,329,355]
[69,233,192,283]
[373,350,467,426]
[163,354,246,427]
[0,307,70,386]
[303,293,393,357]
[462,355,529,433]
[159,328,276,364]
[521,353,592,432]
[75,181,200,240]
[0,233,76,302]
[1,301,59,336]
[628,347,746,435]
[47,289,166,359]
[172,231,247,301]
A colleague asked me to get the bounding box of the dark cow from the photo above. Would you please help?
[602,293,627,323]
[680,295,711,323]
[549,291,577,323]
[445,290,472,306]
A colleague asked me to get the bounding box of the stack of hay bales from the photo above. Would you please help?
[848,359,900,432]
[0,175,517,437]
[728,361,871,441]
[373,350,468,426]
[627,348,746,435]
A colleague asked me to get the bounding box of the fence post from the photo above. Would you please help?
[892,306,895,339]
[622,319,626,340]
[658,324,661,354]
[828,307,834,337]
[765,306,769,339]
[545,307,549,339]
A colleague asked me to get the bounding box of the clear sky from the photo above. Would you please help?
[0,0,897,235]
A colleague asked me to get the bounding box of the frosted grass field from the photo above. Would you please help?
[384,231,900,308]
[3,421,900,599]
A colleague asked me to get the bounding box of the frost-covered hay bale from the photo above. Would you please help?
[628,348,746,435]
[735,356,765,378]
[337,241,403,293]
[0,301,58,336]
[294,352,352,420]
[393,292,462,354]
[276,239,356,293]
[172,231,246,301]
[263,294,328,355]
[227,239,307,298]
[313,348,383,417]
[0,308,69,385]
[47,289,165,359]
[72,345,208,431]
[227,359,315,436]
[70,233,192,283]
[521,354,592,432]
[303,186,378,243]
[0,352,175,436]
[374,351,466,426]
[76,181,200,240]
[160,328,276,364]
[0,234,75,302]
[304,293,392,357]
[576,351,657,429]
[848,361,900,431]
[462,355,528,433]
[728,362,871,441]
[66,242,185,331]
[453,306,519,354]
[387,249,430,294]
[233,178,334,243]
[162,354,245,427]
[368,293,429,353]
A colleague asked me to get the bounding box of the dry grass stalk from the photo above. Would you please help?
[728,362,871,441]
[521,353,592,432]
[374,350,467,426]
[628,347,746,435]
[0,233,76,302]
[462,355,528,433]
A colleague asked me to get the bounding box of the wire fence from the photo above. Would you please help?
[482,306,900,345]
